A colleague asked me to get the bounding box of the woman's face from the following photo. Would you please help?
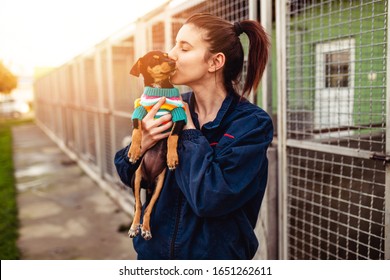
[168,24,212,87]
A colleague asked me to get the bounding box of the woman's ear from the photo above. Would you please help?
[208,52,225,73]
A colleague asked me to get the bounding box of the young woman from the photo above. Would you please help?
[114,13,273,259]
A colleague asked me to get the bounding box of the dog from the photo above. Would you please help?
[127,50,186,240]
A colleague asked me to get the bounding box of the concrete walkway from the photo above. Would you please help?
[13,123,136,260]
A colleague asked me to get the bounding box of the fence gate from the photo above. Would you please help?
[277,0,389,259]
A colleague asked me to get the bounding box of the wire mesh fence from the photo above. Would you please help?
[34,0,389,260]
[279,0,389,259]
[34,0,277,259]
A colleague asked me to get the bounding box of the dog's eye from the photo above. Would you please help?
[153,55,159,60]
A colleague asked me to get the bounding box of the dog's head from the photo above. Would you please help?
[130,50,176,88]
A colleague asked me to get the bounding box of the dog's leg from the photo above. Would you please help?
[128,119,142,163]
[141,168,166,240]
[167,121,185,170]
[167,134,179,170]
[128,166,143,238]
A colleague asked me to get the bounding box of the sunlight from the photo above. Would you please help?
[0,0,168,74]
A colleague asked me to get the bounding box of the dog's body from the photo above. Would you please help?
[127,51,186,240]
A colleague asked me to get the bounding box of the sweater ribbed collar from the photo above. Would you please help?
[143,86,179,97]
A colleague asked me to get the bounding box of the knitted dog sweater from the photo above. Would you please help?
[132,87,187,124]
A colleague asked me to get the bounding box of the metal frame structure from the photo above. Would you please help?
[386,0,390,258]
[34,0,389,260]
[277,0,389,260]
[34,0,277,259]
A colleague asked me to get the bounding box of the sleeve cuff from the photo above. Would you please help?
[180,129,202,141]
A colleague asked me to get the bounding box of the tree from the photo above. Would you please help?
[0,62,18,94]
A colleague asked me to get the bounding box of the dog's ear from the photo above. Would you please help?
[130,59,142,77]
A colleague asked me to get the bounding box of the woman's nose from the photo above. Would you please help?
[167,48,177,61]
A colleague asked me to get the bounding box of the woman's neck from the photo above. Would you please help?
[191,81,227,128]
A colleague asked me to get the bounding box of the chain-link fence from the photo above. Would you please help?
[277,0,389,259]
[34,0,277,260]
[34,0,390,260]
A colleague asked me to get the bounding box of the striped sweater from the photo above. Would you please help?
[132,87,187,123]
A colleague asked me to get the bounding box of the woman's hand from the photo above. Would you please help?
[140,97,173,155]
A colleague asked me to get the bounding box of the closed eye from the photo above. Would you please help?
[175,40,192,52]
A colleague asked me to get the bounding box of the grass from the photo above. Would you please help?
[0,117,33,260]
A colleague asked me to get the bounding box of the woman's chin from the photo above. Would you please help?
[169,75,181,85]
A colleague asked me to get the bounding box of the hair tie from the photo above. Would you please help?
[233,22,243,36]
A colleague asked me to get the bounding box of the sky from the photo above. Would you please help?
[0,0,168,75]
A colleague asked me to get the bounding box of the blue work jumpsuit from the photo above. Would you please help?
[114,91,274,259]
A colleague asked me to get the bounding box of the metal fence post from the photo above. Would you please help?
[260,0,273,116]
[95,49,104,177]
[247,0,257,104]
[385,0,390,260]
[276,0,288,260]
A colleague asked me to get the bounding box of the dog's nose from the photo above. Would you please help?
[168,60,176,66]
[168,53,177,61]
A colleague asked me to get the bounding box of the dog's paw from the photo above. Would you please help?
[168,164,177,171]
[167,155,178,170]
[141,227,152,240]
[128,226,140,238]
[128,145,141,163]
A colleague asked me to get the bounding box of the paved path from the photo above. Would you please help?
[13,123,136,260]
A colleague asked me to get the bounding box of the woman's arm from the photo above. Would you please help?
[114,145,140,187]
[175,111,273,217]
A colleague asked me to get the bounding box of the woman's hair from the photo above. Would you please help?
[185,13,270,98]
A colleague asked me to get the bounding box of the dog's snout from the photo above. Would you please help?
[168,60,176,67]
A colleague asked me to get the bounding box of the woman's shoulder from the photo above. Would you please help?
[224,98,273,139]
[234,98,272,124]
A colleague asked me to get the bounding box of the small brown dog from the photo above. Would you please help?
[127,51,186,240]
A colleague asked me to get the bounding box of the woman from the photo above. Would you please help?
[114,13,273,259]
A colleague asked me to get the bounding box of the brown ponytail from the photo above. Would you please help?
[185,13,270,98]
[239,20,270,97]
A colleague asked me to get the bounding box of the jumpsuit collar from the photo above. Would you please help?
[188,91,235,130]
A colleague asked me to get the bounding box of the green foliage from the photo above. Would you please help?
[0,121,20,259]
[0,61,18,94]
